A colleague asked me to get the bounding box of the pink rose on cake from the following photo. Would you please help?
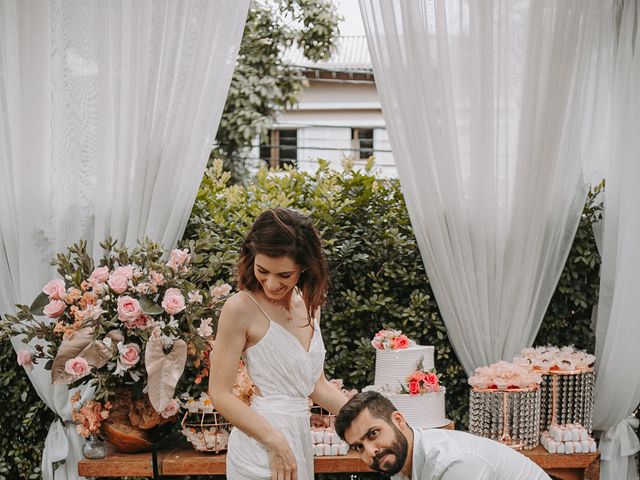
[405,370,440,395]
[371,329,413,350]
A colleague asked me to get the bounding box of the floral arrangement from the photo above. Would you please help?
[2,238,231,436]
[404,370,439,396]
[514,346,595,373]
[70,391,112,437]
[371,329,413,350]
[468,360,543,391]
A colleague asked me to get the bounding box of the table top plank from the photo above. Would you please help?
[79,441,600,478]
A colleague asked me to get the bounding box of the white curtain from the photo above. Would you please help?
[0,1,248,478]
[593,2,640,479]
[359,0,611,375]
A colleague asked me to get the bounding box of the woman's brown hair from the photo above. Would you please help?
[236,208,329,320]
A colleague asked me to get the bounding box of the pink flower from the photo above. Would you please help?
[160,399,179,418]
[43,299,66,318]
[43,279,66,300]
[167,249,190,271]
[392,335,410,350]
[211,283,232,299]
[161,288,186,315]
[65,357,91,378]
[113,265,135,280]
[87,267,109,286]
[197,318,213,338]
[188,290,203,304]
[119,343,141,368]
[108,274,129,294]
[135,313,153,330]
[17,350,33,372]
[149,270,164,286]
[424,372,439,391]
[117,296,143,327]
[408,380,421,395]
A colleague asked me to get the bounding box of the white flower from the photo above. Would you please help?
[197,318,213,338]
[188,290,203,304]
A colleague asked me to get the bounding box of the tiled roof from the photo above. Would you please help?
[285,35,371,71]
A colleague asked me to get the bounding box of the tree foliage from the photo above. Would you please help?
[212,0,341,179]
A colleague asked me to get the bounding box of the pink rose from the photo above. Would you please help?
[408,380,421,395]
[167,249,190,271]
[117,296,143,327]
[424,372,439,391]
[211,283,232,299]
[161,288,186,315]
[113,265,135,280]
[87,266,109,286]
[393,335,410,350]
[17,350,33,372]
[135,313,152,330]
[43,299,66,318]
[119,343,141,368]
[43,279,66,300]
[65,357,91,378]
[108,274,129,294]
[160,399,179,419]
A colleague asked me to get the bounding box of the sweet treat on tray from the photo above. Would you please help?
[363,329,448,429]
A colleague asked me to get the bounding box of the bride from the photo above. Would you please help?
[209,208,348,480]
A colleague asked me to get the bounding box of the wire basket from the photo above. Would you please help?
[539,368,595,433]
[310,404,335,429]
[181,409,232,453]
[469,386,541,450]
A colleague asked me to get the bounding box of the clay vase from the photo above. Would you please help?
[101,387,176,453]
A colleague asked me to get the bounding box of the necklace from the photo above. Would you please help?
[264,292,294,322]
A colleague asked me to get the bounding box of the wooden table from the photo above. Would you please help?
[79,443,599,479]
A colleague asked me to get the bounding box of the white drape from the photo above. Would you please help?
[0,1,248,478]
[593,2,640,479]
[359,0,610,375]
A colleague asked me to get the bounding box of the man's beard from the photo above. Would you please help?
[370,423,408,476]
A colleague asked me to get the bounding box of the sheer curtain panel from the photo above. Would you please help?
[0,1,249,478]
[359,0,610,374]
[593,2,640,479]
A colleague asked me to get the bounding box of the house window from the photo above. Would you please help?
[259,129,297,168]
[351,128,374,159]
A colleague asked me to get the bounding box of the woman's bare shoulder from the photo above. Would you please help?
[219,291,256,327]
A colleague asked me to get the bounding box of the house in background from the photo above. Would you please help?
[254,36,398,178]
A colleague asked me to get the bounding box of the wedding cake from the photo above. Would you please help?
[364,330,448,429]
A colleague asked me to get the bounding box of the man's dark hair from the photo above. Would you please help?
[335,391,398,440]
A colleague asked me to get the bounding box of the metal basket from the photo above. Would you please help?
[539,368,595,433]
[310,404,335,429]
[469,386,541,450]
[181,409,232,453]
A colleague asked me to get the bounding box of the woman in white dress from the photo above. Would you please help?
[209,208,349,480]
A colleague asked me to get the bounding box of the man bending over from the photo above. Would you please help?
[335,391,550,480]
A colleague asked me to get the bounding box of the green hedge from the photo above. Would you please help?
[0,338,55,480]
[0,160,602,477]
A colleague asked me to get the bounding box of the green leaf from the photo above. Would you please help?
[29,292,50,316]
[139,296,164,315]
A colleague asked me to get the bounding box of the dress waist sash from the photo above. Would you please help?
[251,395,309,416]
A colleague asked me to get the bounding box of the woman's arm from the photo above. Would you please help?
[209,294,297,480]
[309,372,349,415]
[308,312,349,415]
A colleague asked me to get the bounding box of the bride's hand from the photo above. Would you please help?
[267,437,297,480]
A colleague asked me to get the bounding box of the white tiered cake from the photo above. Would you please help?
[365,333,448,429]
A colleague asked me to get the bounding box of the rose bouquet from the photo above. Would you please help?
[404,370,440,396]
[1,238,231,444]
[371,329,413,350]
